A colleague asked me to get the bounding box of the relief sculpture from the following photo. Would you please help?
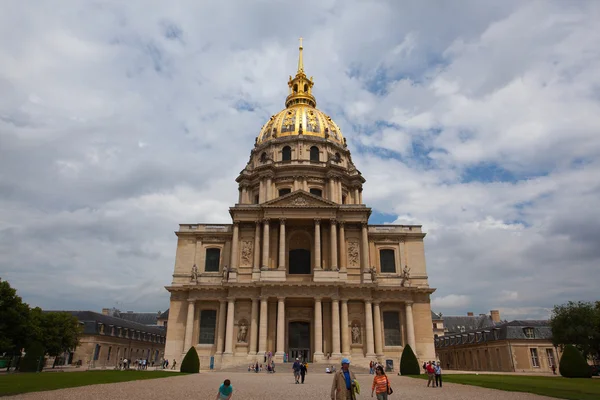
[347,241,359,266]
[241,240,253,266]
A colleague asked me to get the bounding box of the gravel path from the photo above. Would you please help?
[7,371,556,399]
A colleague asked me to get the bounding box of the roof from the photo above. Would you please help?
[441,315,498,334]
[435,319,552,348]
[431,311,442,320]
[158,309,169,320]
[115,311,160,326]
[56,311,166,336]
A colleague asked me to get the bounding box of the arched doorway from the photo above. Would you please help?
[288,231,312,274]
[289,321,311,362]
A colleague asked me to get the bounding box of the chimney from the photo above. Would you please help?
[101,308,110,315]
[490,310,501,323]
[467,312,474,317]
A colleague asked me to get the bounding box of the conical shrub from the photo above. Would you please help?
[559,344,591,378]
[400,344,420,375]
[180,347,200,373]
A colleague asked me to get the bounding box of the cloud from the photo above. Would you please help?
[0,0,598,319]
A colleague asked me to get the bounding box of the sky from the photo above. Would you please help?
[1,0,599,321]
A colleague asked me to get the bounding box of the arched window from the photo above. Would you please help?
[310,146,319,162]
[303,83,308,92]
[380,249,396,273]
[205,248,220,272]
[282,146,292,161]
[293,84,298,93]
[309,188,322,197]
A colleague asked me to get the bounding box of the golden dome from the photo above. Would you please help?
[257,39,345,145]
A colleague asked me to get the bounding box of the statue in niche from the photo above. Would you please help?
[369,266,377,282]
[222,266,229,282]
[401,265,411,287]
[237,321,248,343]
[351,324,361,344]
[190,264,198,283]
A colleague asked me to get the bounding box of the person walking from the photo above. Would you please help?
[292,358,302,383]
[331,358,357,400]
[215,379,233,400]
[426,361,435,388]
[300,362,307,384]
[371,365,391,400]
[435,361,443,387]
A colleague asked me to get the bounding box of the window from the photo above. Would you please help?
[199,310,217,344]
[205,248,220,272]
[303,83,308,92]
[282,146,291,161]
[546,349,555,367]
[279,188,291,197]
[530,348,539,367]
[310,188,322,197]
[93,344,101,361]
[254,194,259,204]
[523,327,535,339]
[383,311,401,346]
[310,146,319,162]
[107,346,112,361]
[379,249,396,273]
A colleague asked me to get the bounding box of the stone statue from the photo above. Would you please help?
[401,265,411,287]
[190,264,198,283]
[237,322,248,343]
[351,324,361,344]
[369,266,377,282]
[222,266,229,281]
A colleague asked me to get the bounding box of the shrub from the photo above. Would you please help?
[559,344,591,378]
[180,347,200,373]
[19,342,45,372]
[400,344,420,375]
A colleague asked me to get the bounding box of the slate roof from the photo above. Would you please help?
[55,310,166,337]
[158,309,169,320]
[431,311,442,320]
[441,315,498,334]
[434,319,552,348]
[115,311,160,326]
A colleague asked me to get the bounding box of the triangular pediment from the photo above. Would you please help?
[263,190,338,208]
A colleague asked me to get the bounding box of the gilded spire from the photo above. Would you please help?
[298,37,304,73]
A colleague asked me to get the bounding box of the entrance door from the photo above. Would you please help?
[289,249,311,274]
[289,321,311,362]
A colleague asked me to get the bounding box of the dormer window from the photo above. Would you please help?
[282,146,291,161]
[523,327,535,339]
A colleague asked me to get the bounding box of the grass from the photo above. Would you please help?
[410,373,600,400]
[0,370,185,396]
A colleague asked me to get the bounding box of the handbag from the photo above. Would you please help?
[386,376,393,395]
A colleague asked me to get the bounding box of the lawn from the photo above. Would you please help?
[0,370,185,396]
[410,373,600,400]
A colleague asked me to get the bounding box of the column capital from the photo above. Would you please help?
[219,299,227,305]
[277,296,286,302]
[314,218,321,225]
[255,219,261,226]
[279,218,286,225]
[364,298,373,305]
[330,218,337,224]
[187,299,196,304]
[330,296,340,302]
[314,296,322,302]
[262,218,270,224]
[227,297,236,302]
[361,221,369,228]
[338,221,345,227]
[259,295,269,301]
[405,300,414,306]
[340,298,348,303]
[373,300,381,305]
[233,220,241,226]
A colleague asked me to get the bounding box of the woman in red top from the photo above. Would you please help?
[371,365,390,399]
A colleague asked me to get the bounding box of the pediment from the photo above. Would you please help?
[263,190,338,208]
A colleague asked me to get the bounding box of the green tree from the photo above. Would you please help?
[180,347,199,373]
[559,344,592,378]
[550,301,600,361]
[19,341,46,372]
[400,344,420,375]
[33,309,82,358]
[0,279,31,354]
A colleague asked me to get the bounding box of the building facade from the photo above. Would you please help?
[164,41,436,370]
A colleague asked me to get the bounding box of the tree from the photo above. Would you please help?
[180,347,200,373]
[31,309,82,358]
[559,344,591,378]
[19,342,45,372]
[550,301,600,361]
[400,344,420,375]
[0,279,31,354]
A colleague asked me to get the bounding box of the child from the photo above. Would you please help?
[216,379,233,400]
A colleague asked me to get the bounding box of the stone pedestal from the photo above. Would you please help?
[260,270,286,282]
[313,270,339,282]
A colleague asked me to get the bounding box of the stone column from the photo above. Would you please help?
[337,179,343,203]
[278,218,286,270]
[262,219,270,269]
[303,179,308,191]
[331,298,341,357]
[314,297,324,359]
[253,221,261,273]
[329,178,335,202]
[314,219,321,270]
[354,188,359,204]
[224,298,235,355]
[330,219,338,271]
[405,301,416,352]
[276,297,285,357]
[266,176,272,201]
[241,185,248,204]
[361,222,370,273]
[238,188,242,204]
[359,189,363,204]
[340,299,350,355]
[339,222,347,272]
[249,298,259,355]
[183,299,196,352]
[364,300,376,357]
[258,297,268,354]
[373,301,383,356]
[259,179,265,203]
[216,300,227,354]
[230,221,239,271]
